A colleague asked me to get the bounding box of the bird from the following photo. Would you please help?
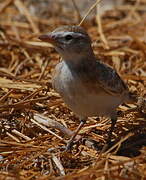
[39,25,137,151]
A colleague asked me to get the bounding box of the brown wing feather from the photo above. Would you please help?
[95,61,129,97]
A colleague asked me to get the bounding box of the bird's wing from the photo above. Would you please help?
[95,61,129,97]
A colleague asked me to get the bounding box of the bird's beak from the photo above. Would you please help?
[39,33,57,45]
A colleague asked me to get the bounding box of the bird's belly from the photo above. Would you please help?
[63,91,122,117]
[57,78,122,117]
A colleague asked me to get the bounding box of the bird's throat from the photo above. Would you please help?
[63,54,97,75]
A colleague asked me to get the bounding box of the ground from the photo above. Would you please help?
[0,0,146,179]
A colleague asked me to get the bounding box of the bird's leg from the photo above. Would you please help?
[107,116,117,143]
[101,114,117,153]
[65,118,86,151]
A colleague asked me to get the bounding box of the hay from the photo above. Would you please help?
[0,0,146,179]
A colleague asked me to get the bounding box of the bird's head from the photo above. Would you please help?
[39,26,93,60]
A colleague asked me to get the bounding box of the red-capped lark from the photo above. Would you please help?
[39,26,138,151]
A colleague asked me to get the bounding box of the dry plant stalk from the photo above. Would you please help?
[78,0,102,26]
[0,0,146,179]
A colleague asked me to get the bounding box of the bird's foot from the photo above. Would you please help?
[64,119,86,152]
[65,140,74,152]
[65,135,82,152]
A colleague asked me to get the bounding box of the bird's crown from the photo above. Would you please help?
[53,26,89,36]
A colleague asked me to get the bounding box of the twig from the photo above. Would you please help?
[14,0,39,34]
[38,59,50,81]
[11,25,20,41]
[31,118,64,142]
[129,34,146,56]
[0,71,47,85]
[19,88,43,102]
[6,132,20,142]
[0,21,30,29]
[96,4,109,49]
[0,0,12,13]
[12,129,31,141]
[78,0,102,26]
[0,89,14,103]
[52,154,65,176]
[104,133,134,155]
[33,113,74,138]
[71,0,82,24]
[0,96,50,109]
[127,0,140,18]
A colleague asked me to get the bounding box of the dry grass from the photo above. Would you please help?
[0,0,146,179]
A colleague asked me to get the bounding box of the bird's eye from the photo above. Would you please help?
[65,35,73,41]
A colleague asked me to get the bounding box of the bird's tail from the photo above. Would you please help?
[126,92,138,103]
[126,92,146,113]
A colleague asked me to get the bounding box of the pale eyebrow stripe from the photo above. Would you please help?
[52,31,86,38]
